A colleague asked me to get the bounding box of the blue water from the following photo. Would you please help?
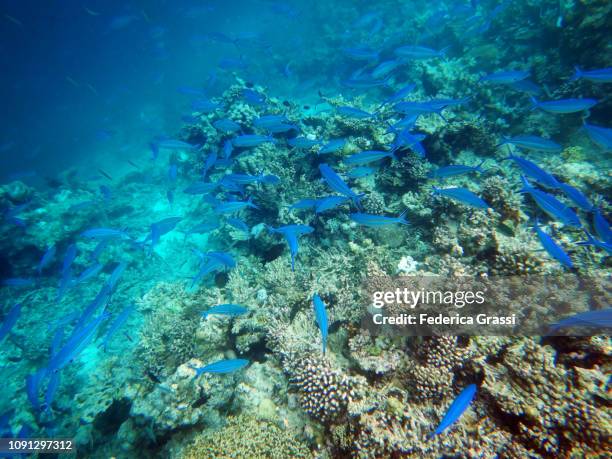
[0,1,610,457]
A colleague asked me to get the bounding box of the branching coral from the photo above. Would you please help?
[182,414,313,459]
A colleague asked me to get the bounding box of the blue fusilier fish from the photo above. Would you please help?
[253,114,289,129]
[427,97,471,110]
[318,139,346,154]
[26,369,46,412]
[288,137,321,149]
[393,101,447,120]
[505,154,560,189]
[389,113,419,130]
[530,96,597,114]
[571,66,612,83]
[202,304,248,319]
[222,139,233,160]
[226,217,250,234]
[509,79,542,95]
[498,135,562,153]
[232,135,276,148]
[350,211,409,227]
[47,312,109,373]
[202,150,217,178]
[319,164,364,208]
[191,359,249,378]
[289,198,319,210]
[75,283,111,330]
[74,263,103,285]
[340,76,390,89]
[106,261,127,292]
[184,221,219,238]
[337,106,373,119]
[102,305,134,351]
[223,173,279,186]
[429,384,477,438]
[2,278,34,288]
[315,196,351,214]
[168,164,178,183]
[379,83,416,108]
[192,98,222,113]
[347,167,375,178]
[371,59,402,79]
[157,139,199,151]
[345,150,396,165]
[313,294,328,355]
[479,70,530,85]
[183,181,218,195]
[81,228,131,240]
[428,160,486,179]
[61,244,78,277]
[557,182,593,211]
[268,225,314,271]
[205,251,236,268]
[548,308,612,331]
[533,220,573,269]
[43,371,61,412]
[432,187,489,209]
[151,217,182,248]
[394,44,448,59]
[37,244,56,276]
[190,258,223,290]
[593,209,611,243]
[577,231,612,254]
[390,129,426,157]
[214,198,258,215]
[212,118,241,133]
[520,176,581,228]
[583,123,612,152]
[266,122,299,134]
[0,303,21,343]
[342,46,379,61]
[242,89,265,105]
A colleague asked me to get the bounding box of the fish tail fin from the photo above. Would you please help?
[576,230,596,247]
[475,159,487,172]
[290,253,295,272]
[398,209,410,225]
[529,96,539,111]
[519,175,532,194]
[495,136,509,149]
[247,196,259,209]
[353,193,366,210]
[571,65,582,81]
[439,45,451,57]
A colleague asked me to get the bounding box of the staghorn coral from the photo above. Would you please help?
[182,414,313,459]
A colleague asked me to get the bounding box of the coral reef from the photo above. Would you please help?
[182,414,313,459]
